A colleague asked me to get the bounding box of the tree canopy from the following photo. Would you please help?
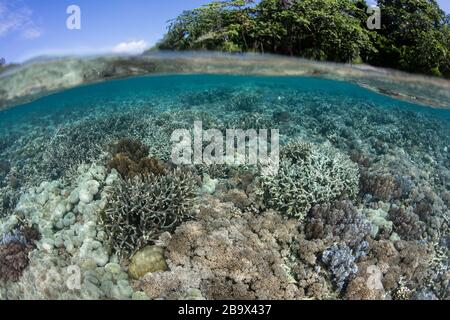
[157,0,450,77]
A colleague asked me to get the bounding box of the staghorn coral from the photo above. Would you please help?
[226,112,273,130]
[136,197,303,300]
[42,113,150,180]
[0,186,20,219]
[228,90,262,112]
[180,88,232,106]
[256,141,359,219]
[101,168,198,260]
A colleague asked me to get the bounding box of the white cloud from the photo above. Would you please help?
[112,40,148,55]
[0,1,42,39]
[21,27,43,39]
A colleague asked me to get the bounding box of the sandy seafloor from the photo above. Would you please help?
[0,59,449,300]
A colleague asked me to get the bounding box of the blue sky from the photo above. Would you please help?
[1,0,449,63]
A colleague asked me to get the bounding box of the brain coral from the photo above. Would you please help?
[256,141,359,219]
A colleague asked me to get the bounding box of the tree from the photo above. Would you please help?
[372,0,449,76]
[155,0,449,77]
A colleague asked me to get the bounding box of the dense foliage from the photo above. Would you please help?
[157,0,450,77]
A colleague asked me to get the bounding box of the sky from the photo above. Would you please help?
[0,0,449,63]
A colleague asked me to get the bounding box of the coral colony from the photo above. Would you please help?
[0,70,448,301]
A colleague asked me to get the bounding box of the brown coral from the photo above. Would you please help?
[108,138,165,178]
[344,276,385,300]
[20,225,41,244]
[110,138,149,162]
[305,201,371,251]
[0,242,29,282]
[388,206,425,241]
[345,239,433,299]
[360,173,403,201]
[136,197,303,300]
[0,225,39,283]
[108,153,165,178]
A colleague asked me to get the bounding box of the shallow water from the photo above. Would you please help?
[0,73,449,300]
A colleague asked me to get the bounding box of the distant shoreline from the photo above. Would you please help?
[0,53,449,111]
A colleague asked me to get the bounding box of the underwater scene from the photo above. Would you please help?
[0,70,449,300]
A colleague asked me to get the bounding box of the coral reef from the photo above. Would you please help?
[110,138,150,162]
[321,244,359,292]
[101,168,198,259]
[0,73,448,300]
[0,225,40,283]
[136,197,303,300]
[128,246,168,280]
[0,242,29,282]
[388,206,426,241]
[360,173,405,201]
[228,90,262,112]
[108,138,165,179]
[0,164,135,299]
[256,141,359,219]
[306,201,371,253]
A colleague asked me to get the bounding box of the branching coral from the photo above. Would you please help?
[0,187,20,219]
[228,91,262,112]
[180,88,232,106]
[42,113,150,180]
[101,168,198,259]
[256,141,359,219]
[226,112,273,130]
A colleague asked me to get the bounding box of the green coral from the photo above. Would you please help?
[128,245,168,280]
[256,141,359,220]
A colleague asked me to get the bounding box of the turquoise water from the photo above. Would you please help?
[0,74,449,300]
[1,74,449,129]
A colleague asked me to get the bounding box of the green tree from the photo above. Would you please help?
[155,0,449,77]
[372,0,448,76]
